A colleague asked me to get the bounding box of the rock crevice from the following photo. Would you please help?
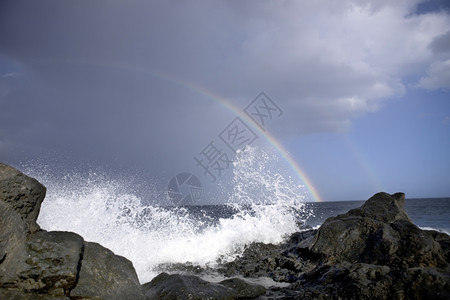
[69,241,85,298]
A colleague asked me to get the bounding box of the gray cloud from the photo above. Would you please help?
[417,59,450,90]
[430,31,450,54]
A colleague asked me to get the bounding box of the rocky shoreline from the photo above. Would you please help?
[1,162,449,299]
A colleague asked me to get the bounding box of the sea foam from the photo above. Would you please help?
[30,147,310,283]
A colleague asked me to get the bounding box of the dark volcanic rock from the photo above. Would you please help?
[309,192,448,269]
[0,162,46,233]
[143,272,265,300]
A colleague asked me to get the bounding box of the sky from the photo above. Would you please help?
[0,0,449,202]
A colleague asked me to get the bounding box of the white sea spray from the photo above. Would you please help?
[27,147,311,283]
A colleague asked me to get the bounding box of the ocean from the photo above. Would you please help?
[21,149,450,284]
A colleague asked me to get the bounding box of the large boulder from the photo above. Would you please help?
[0,162,46,233]
[1,223,145,299]
[1,230,83,297]
[309,192,448,269]
[70,241,144,300]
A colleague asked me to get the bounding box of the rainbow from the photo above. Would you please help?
[141,68,324,202]
[42,59,324,202]
[342,135,384,194]
[167,83,324,203]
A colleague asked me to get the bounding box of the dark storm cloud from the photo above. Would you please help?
[430,31,450,54]
[1,0,449,178]
[0,0,236,173]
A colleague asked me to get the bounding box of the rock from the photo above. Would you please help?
[0,162,46,233]
[0,288,70,299]
[1,229,83,295]
[219,277,266,298]
[289,262,394,300]
[396,267,450,299]
[0,201,28,283]
[219,230,319,282]
[0,162,145,299]
[142,272,265,300]
[287,262,450,300]
[309,192,448,269]
[283,229,318,249]
[70,241,144,300]
[20,231,83,294]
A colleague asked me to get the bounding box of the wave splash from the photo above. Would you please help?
[30,147,310,283]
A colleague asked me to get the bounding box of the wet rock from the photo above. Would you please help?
[142,272,265,300]
[0,162,46,233]
[70,241,144,300]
